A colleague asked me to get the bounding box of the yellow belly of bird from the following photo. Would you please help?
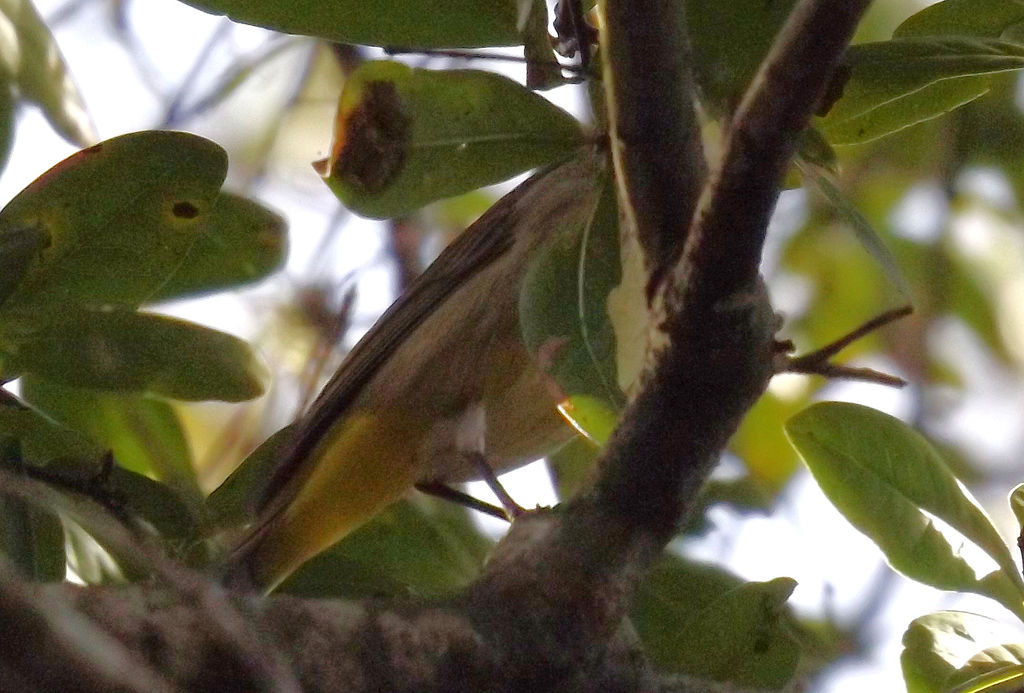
[251,410,428,591]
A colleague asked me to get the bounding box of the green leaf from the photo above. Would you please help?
[0,480,65,582]
[786,402,1024,618]
[0,396,197,575]
[685,0,800,115]
[318,61,584,218]
[20,376,202,510]
[0,307,268,402]
[902,611,1024,693]
[0,394,106,465]
[0,0,93,145]
[519,175,623,424]
[147,192,287,302]
[179,0,524,48]
[634,556,800,690]
[0,131,230,307]
[278,498,493,599]
[796,158,909,296]
[818,37,1024,144]
[547,435,600,499]
[894,0,1024,39]
[0,219,48,308]
[205,425,295,529]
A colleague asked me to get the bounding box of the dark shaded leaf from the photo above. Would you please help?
[634,556,800,690]
[685,0,799,116]
[148,192,288,302]
[0,488,65,582]
[0,307,268,402]
[520,177,621,410]
[180,0,524,48]
[206,425,295,529]
[279,497,492,599]
[0,131,228,307]
[20,375,202,510]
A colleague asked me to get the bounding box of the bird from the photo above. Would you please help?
[224,148,607,592]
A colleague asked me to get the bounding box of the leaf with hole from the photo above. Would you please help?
[318,61,584,218]
[786,402,1024,618]
[0,131,261,308]
[146,192,287,302]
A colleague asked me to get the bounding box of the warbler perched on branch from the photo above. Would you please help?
[225,149,607,592]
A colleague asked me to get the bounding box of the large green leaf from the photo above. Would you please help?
[634,556,800,690]
[894,0,1024,39]
[278,497,493,599]
[318,61,584,218]
[0,212,47,308]
[146,192,287,302]
[786,402,1024,618]
[0,307,268,402]
[179,0,523,49]
[902,611,1024,693]
[20,375,202,510]
[0,131,229,307]
[0,0,93,145]
[819,37,1024,144]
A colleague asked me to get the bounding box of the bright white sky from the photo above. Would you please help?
[12,1,1024,691]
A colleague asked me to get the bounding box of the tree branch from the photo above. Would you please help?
[678,0,872,308]
[599,0,706,290]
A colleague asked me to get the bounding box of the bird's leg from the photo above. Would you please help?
[466,452,526,520]
[414,481,510,522]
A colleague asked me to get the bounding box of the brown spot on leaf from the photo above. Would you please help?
[329,81,411,194]
[172,201,200,219]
